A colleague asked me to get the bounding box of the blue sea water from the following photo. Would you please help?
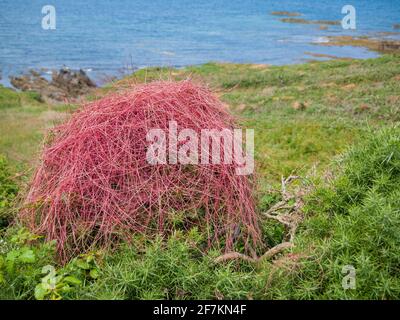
[0,0,399,85]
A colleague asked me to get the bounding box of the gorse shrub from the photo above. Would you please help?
[278,126,400,299]
[331,126,400,213]
[71,229,258,300]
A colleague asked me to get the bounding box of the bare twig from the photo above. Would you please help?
[259,242,293,261]
[214,242,293,264]
[281,175,299,200]
[262,212,292,226]
[263,175,306,243]
[214,175,308,265]
[214,252,257,264]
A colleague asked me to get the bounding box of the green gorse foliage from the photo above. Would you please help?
[278,127,400,299]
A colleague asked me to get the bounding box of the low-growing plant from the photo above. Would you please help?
[0,228,55,299]
[0,227,103,300]
[0,155,19,228]
[34,253,101,300]
[34,265,78,300]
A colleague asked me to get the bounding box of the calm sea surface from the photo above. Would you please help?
[1,0,399,85]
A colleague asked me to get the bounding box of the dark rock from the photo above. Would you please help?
[9,68,96,103]
[51,68,96,97]
[378,41,400,52]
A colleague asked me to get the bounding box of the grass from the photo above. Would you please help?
[0,54,400,299]
[0,85,43,110]
[0,85,72,169]
[120,55,400,183]
[0,155,19,228]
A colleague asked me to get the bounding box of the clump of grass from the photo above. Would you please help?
[0,85,43,110]
[0,86,21,109]
[0,155,19,228]
[220,67,304,89]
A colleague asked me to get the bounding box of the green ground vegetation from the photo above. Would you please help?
[0,54,399,299]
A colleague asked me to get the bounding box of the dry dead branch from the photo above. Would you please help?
[262,175,306,243]
[214,242,293,264]
[214,175,310,265]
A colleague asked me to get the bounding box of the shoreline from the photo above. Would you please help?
[2,32,399,94]
[1,31,399,105]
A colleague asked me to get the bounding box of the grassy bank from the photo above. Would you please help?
[0,54,399,299]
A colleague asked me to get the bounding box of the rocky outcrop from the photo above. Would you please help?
[10,68,96,103]
[317,36,400,55]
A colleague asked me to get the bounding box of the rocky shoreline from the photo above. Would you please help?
[4,32,400,105]
[9,68,96,104]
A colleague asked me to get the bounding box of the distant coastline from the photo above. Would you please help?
[3,29,399,100]
[2,0,400,88]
